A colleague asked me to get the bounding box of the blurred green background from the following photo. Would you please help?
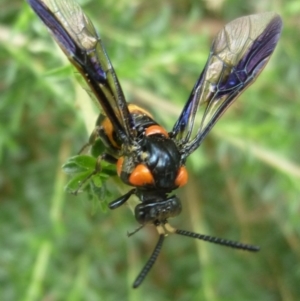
[1,0,300,300]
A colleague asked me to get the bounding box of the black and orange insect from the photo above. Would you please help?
[27,0,282,288]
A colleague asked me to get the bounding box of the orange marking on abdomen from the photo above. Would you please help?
[116,157,124,176]
[129,164,154,186]
[145,125,169,137]
[101,118,120,149]
[175,166,188,187]
[128,104,153,118]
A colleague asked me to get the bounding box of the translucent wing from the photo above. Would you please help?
[27,0,134,143]
[172,12,282,158]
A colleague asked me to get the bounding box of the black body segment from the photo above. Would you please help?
[119,135,181,189]
[27,0,282,289]
[135,195,182,224]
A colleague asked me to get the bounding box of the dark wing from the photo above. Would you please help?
[171,12,282,158]
[27,0,134,144]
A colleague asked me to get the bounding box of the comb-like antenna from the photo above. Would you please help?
[133,234,165,288]
[174,228,259,251]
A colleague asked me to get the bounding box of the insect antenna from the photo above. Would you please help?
[175,228,260,252]
[133,234,165,288]
[127,224,145,237]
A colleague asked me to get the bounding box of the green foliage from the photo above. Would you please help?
[1,0,300,300]
[62,154,116,212]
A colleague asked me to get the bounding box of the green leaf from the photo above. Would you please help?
[64,171,93,193]
[62,155,97,173]
[62,161,89,174]
[91,174,102,187]
[102,164,117,176]
[90,138,107,157]
[88,181,109,213]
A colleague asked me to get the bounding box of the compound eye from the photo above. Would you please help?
[129,164,154,186]
[175,166,188,187]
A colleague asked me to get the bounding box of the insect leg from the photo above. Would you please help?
[108,188,136,209]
